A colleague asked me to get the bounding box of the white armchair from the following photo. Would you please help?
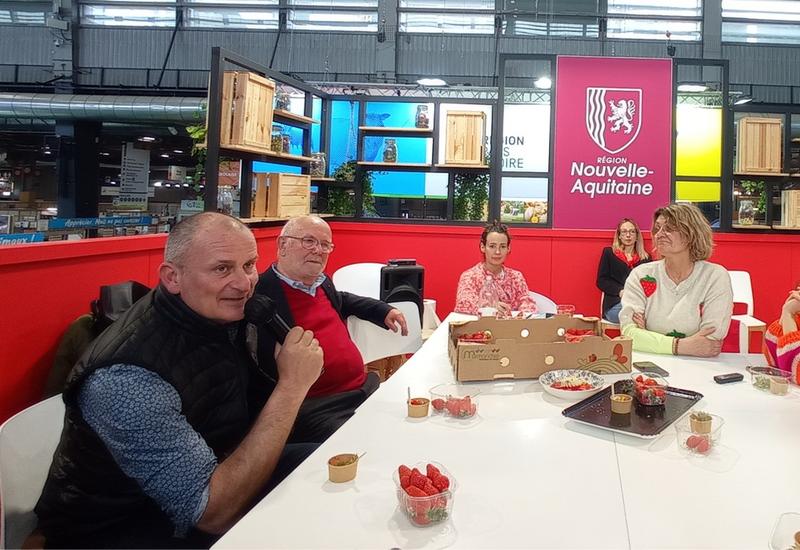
[729,270,766,353]
[528,291,557,315]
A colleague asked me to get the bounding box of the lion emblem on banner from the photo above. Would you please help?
[608,99,635,134]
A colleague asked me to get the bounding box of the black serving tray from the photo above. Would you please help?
[562,384,704,439]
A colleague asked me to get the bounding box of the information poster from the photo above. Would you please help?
[119,142,150,210]
[552,56,673,229]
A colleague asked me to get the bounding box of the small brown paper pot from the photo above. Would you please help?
[407,398,430,418]
[769,376,789,395]
[690,417,712,434]
[610,394,632,414]
[328,453,359,483]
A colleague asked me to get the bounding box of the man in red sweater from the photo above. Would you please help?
[254,215,408,443]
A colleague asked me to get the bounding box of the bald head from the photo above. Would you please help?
[279,215,331,239]
[165,212,253,266]
[276,215,334,284]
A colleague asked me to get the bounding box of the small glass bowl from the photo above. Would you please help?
[632,372,667,406]
[674,413,724,455]
[393,461,457,527]
[430,384,480,418]
[747,366,792,395]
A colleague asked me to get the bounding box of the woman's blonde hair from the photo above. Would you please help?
[611,218,649,261]
[652,203,713,261]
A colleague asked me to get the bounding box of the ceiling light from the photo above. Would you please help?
[173,149,184,154]
[160,154,170,158]
[534,76,552,89]
[734,95,753,105]
[416,78,447,87]
[100,152,110,156]
[138,136,156,142]
[677,83,708,93]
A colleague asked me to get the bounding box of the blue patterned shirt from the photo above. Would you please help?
[272,264,326,296]
[78,364,217,537]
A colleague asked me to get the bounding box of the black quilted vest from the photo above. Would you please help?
[35,286,258,548]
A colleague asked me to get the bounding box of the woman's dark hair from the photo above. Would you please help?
[481,220,511,245]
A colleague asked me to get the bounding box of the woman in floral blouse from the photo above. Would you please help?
[763,287,800,384]
[454,221,537,316]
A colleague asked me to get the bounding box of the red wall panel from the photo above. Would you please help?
[0,222,796,423]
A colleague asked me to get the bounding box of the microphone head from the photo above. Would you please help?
[244,294,276,325]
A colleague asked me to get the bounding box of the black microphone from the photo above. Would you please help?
[244,295,292,344]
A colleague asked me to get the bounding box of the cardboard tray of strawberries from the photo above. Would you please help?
[561,380,703,439]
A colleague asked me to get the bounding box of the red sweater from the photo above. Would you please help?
[283,282,366,398]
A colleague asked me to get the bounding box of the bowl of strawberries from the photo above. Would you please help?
[429,384,480,418]
[632,373,667,406]
[394,462,456,527]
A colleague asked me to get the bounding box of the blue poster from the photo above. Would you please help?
[0,233,45,245]
[49,216,153,230]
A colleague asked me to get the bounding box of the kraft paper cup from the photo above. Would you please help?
[407,397,430,418]
[328,453,359,483]
[610,394,633,414]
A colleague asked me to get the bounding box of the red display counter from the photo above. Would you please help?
[0,222,796,423]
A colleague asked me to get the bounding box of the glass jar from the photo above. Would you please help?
[271,125,283,153]
[275,91,291,111]
[310,152,327,177]
[383,139,398,163]
[415,105,430,128]
[738,199,755,225]
[218,186,233,216]
[281,133,292,155]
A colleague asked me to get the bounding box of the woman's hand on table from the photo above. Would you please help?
[677,327,721,357]
[496,301,512,317]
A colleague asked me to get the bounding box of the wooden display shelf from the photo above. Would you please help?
[359,126,432,134]
[772,225,800,230]
[239,213,333,223]
[219,144,312,163]
[734,172,790,177]
[310,177,335,182]
[731,223,771,230]
[274,109,319,125]
[357,161,431,168]
[434,163,489,170]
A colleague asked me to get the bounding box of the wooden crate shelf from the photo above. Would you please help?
[736,117,783,174]
[356,162,431,168]
[252,173,312,219]
[216,71,275,152]
[445,111,486,166]
[274,109,319,125]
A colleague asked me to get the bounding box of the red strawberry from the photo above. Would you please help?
[423,481,439,496]
[399,475,410,489]
[431,398,445,411]
[640,275,657,297]
[468,403,477,416]
[413,513,431,525]
[432,475,450,492]
[410,470,428,490]
[398,465,411,478]
[426,464,441,480]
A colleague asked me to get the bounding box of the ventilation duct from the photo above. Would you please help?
[0,93,206,123]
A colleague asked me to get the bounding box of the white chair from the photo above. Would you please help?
[331,263,384,299]
[346,300,423,364]
[0,396,65,549]
[729,270,766,353]
[528,291,557,315]
[332,263,423,364]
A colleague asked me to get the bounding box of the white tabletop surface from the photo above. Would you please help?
[214,314,799,550]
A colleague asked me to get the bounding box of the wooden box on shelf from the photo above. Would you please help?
[736,117,783,174]
[217,71,275,153]
[780,189,800,228]
[254,173,311,218]
[445,111,486,166]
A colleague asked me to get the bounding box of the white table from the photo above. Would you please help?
[215,314,799,549]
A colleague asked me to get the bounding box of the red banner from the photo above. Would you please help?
[553,56,673,230]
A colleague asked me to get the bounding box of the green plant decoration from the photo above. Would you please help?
[740,179,766,215]
[328,160,377,217]
[453,170,489,221]
[186,123,207,199]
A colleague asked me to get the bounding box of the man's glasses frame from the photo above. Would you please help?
[283,235,335,253]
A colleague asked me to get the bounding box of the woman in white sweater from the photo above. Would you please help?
[619,203,733,357]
